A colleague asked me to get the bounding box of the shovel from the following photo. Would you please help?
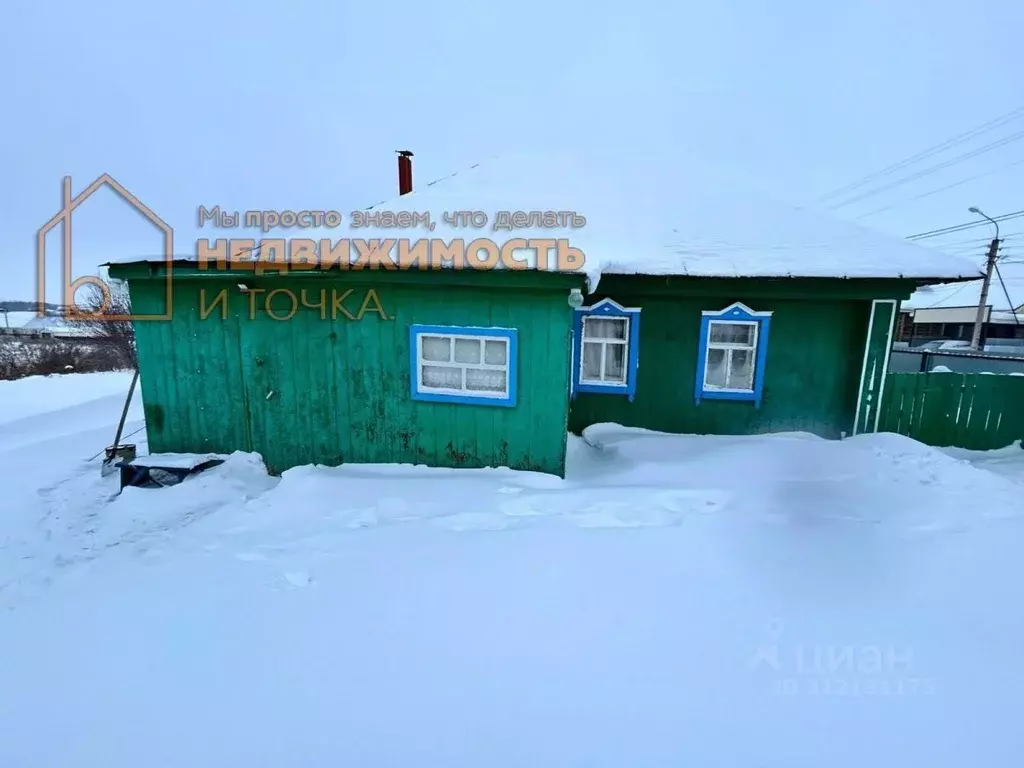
[101,368,140,477]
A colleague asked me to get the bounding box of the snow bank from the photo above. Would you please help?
[1,373,1024,766]
[0,370,136,427]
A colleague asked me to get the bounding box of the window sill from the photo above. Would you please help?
[572,381,636,401]
[412,389,517,407]
[696,388,761,406]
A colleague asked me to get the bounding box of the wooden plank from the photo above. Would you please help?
[915,373,946,446]
[951,374,979,449]
[933,374,965,447]
[883,374,906,435]
[970,375,999,450]
[890,374,914,436]
[907,372,928,438]
[989,375,1024,450]
[879,370,1024,450]
[876,374,901,433]
[1004,378,1024,447]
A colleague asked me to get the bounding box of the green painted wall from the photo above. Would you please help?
[568,276,918,439]
[117,269,581,476]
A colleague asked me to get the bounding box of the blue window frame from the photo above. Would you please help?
[694,302,773,407]
[409,324,517,407]
[571,298,642,401]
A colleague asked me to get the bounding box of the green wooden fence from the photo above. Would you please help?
[878,371,1024,450]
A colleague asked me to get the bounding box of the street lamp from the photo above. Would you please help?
[968,206,1000,239]
[967,206,1001,351]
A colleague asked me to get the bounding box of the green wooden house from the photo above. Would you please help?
[107,149,979,477]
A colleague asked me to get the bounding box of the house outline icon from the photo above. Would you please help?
[36,174,174,321]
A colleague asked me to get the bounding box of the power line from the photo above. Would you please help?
[935,233,1019,249]
[907,209,1024,240]
[815,105,1024,204]
[853,157,1024,220]
[993,263,1021,323]
[922,280,976,307]
[829,129,1024,210]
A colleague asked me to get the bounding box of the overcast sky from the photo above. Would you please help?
[1,0,1022,303]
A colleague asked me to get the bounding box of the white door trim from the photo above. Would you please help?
[853,299,898,436]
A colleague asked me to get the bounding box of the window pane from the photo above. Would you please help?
[453,338,481,364]
[421,336,450,362]
[705,348,727,388]
[709,322,754,346]
[466,368,507,393]
[604,343,626,382]
[484,339,507,366]
[728,349,755,390]
[421,365,462,389]
[581,342,602,379]
[584,317,627,340]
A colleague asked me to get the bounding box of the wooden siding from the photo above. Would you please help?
[568,285,874,438]
[878,371,1024,450]
[126,273,576,476]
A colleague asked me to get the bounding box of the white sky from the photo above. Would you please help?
[1,0,1022,302]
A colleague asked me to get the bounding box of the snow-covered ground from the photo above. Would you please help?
[2,372,1024,766]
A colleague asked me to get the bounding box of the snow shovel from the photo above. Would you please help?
[101,368,140,477]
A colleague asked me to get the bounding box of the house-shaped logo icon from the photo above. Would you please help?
[36,174,174,321]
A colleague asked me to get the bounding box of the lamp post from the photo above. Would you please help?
[968,206,1000,351]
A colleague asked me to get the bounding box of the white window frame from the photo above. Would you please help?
[578,314,630,387]
[415,331,511,400]
[702,319,759,394]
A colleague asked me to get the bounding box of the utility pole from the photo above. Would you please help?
[968,206,1001,351]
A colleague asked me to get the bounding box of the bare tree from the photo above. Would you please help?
[69,282,137,369]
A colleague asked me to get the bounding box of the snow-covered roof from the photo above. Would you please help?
[903,262,1024,311]
[109,149,981,288]
[0,311,38,329]
[0,310,98,337]
[366,150,981,284]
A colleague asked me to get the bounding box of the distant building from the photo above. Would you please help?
[0,309,103,340]
[898,268,1024,345]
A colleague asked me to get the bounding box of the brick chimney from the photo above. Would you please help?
[396,150,414,195]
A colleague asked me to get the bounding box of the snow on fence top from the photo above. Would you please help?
[108,149,982,289]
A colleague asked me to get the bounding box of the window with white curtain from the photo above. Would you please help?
[410,325,517,406]
[703,320,758,392]
[579,315,629,385]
